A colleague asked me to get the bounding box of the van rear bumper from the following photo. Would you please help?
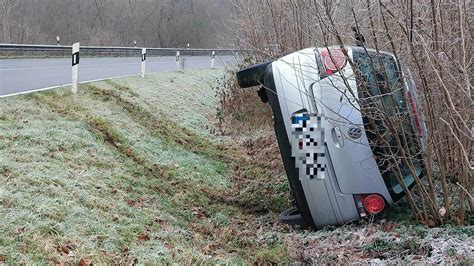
[300,149,361,228]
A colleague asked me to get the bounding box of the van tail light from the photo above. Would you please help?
[320,47,347,75]
[361,194,385,214]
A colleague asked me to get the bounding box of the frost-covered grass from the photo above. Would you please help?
[0,69,289,264]
[0,69,472,264]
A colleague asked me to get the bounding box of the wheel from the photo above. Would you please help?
[236,61,272,88]
[278,206,304,226]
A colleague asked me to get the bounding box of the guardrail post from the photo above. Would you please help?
[176,51,180,71]
[141,48,146,78]
[211,51,215,69]
[71,42,80,94]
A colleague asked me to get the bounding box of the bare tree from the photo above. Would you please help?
[0,0,230,47]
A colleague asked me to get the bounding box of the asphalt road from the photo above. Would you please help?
[0,56,235,97]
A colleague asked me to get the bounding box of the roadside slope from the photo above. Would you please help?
[0,69,289,264]
[0,69,471,264]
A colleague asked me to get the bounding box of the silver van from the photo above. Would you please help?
[236,46,426,229]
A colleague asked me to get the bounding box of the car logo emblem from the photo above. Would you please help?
[348,127,363,139]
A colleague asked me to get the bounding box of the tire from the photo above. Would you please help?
[278,207,304,226]
[236,61,272,88]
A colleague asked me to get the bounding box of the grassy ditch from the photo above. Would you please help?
[0,69,290,264]
[0,69,472,264]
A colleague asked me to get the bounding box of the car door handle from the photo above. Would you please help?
[331,126,344,148]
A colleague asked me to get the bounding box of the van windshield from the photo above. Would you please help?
[353,49,422,195]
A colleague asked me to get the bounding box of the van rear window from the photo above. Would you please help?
[353,49,422,194]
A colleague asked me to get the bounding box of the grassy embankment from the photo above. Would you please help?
[0,69,472,264]
[0,69,290,264]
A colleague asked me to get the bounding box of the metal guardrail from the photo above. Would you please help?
[0,43,241,57]
[0,43,241,97]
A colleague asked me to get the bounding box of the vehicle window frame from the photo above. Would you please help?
[352,48,424,197]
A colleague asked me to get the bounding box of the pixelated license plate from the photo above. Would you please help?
[291,112,327,180]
